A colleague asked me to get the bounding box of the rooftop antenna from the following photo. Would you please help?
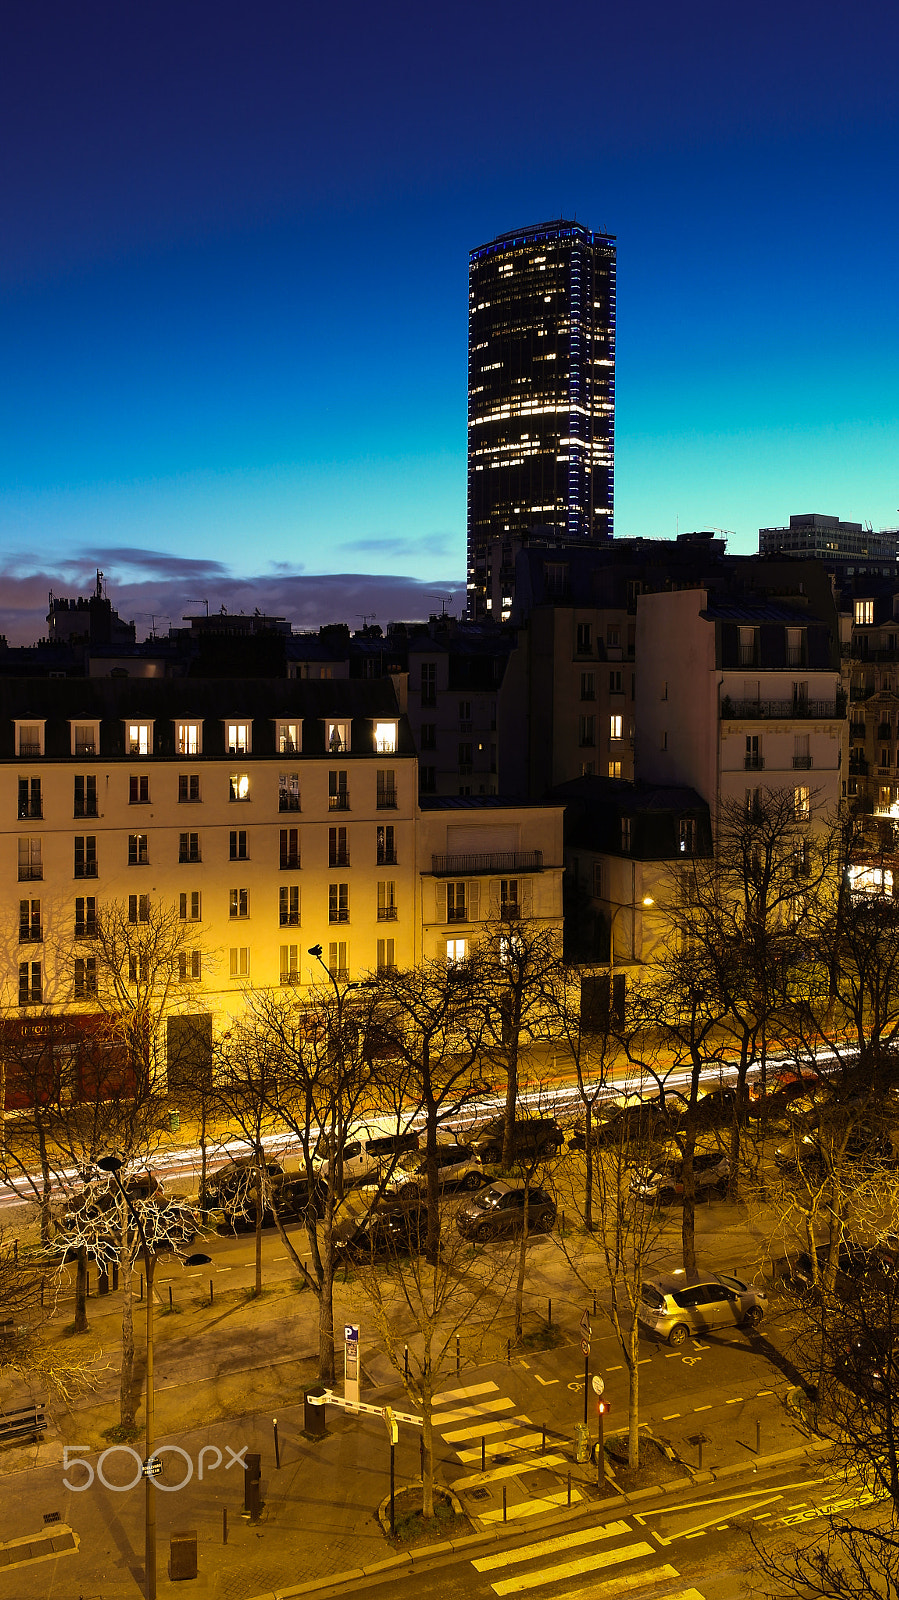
[202,599,209,616]
[96,569,104,598]
[428,593,455,617]
[357,612,377,629]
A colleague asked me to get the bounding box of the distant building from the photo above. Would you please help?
[467,220,616,621]
[759,513,899,577]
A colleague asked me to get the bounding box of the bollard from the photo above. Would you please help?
[210,1280,214,1305]
[456,1335,461,1374]
[273,1418,280,1469]
[244,1452,262,1521]
[404,1344,409,1381]
[481,1436,486,1471]
[222,1508,228,1545]
[502,1486,507,1523]
[506,1338,511,1365]
[168,1285,173,1311]
[548,1297,552,1327]
[756,1420,761,1455]
[139,1273,143,1301]
[567,1471,571,1507]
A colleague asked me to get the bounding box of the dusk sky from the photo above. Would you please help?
[1,1,897,643]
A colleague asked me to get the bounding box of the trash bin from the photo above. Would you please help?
[170,1530,197,1581]
[304,1385,327,1438]
[169,1110,180,1133]
[574,1422,591,1463]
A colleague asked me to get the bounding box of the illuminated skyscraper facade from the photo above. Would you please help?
[467,220,616,621]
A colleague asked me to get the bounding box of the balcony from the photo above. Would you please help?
[744,755,765,770]
[328,793,350,811]
[376,788,398,809]
[18,743,41,757]
[722,698,838,720]
[377,907,398,921]
[849,756,869,775]
[792,754,814,769]
[74,742,96,756]
[280,853,301,871]
[431,849,544,876]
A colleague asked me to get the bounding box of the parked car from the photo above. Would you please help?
[775,1123,898,1174]
[574,1095,678,1150]
[202,1156,284,1210]
[456,1180,557,1241]
[314,1121,420,1187]
[472,1116,564,1165]
[793,1238,899,1296]
[629,1149,731,1203]
[381,1137,484,1200]
[835,1331,894,1398]
[333,1203,430,1264]
[218,1172,326,1232]
[748,1065,821,1117]
[637,1267,767,1345]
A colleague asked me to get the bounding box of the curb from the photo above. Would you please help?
[247,1437,837,1600]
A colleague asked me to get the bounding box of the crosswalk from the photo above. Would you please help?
[433,1380,584,1523]
[470,1516,708,1600]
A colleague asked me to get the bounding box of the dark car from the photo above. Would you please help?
[629,1149,731,1203]
[218,1172,325,1232]
[775,1123,898,1174]
[578,1090,690,1150]
[793,1239,899,1296]
[472,1117,564,1165]
[836,1331,894,1398]
[201,1156,284,1210]
[749,1066,821,1116]
[456,1180,557,1241]
[333,1204,429,1264]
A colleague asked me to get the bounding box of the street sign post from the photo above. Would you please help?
[344,1324,360,1405]
[580,1310,591,1338]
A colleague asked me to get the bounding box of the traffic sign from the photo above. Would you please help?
[344,1324,359,1344]
[592,1375,604,1396]
[581,1338,591,1357]
[142,1457,162,1478]
[580,1310,591,1337]
[382,1405,399,1445]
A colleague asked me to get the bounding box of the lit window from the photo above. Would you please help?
[176,721,202,756]
[229,947,250,978]
[229,888,249,919]
[794,787,811,819]
[446,938,467,964]
[230,773,250,802]
[377,881,397,921]
[177,951,202,983]
[328,941,348,980]
[855,600,875,626]
[374,721,397,754]
[126,722,152,756]
[848,863,893,896]
[72,722,99,756]
[16,722,44,757]
[280,944,300,984]
[610,715,623,741]
[377,937,395,972]
[326,720,351,754]
[277,721,301,755]
[226,722,251,755]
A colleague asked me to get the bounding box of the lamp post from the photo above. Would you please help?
[97,1156,210,1600]
[607,895,655,977]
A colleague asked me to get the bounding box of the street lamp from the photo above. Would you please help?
[608,896,654,979]
[97,1155,210,1600]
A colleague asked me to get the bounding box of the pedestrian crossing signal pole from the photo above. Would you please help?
[592,1375,608,1489]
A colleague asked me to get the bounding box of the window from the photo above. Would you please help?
[607,624,621,647]
[792,681,809,712]
[377,938,395,972]
[279,772,300,812]
[576,622,592,653]
[745,787,761,819]
[229,829,248,861]
[745,734,763,770]
[377,769,397,808]
[328,941,348,980]
[795,786,811,819]
[855,599,875,626]
[75,896,97,937]
[129,952,150,985]
[794,733,812,770]
[74,836,96,878]
[679,818,697,855]
[128,834,149,866]
[179,831,201,864]
[578,716,595,748]
[420,723,436,750]
[738,627,758,667]
[593,862,605,898]
[74,956,97,999]
[329,883,349,923]
[72,722,98,757]
[177,951,201,983]
[229,888,249,919]
[280,944,300,984]
[17,778,42,820]
[178,773,201,803]
[326,719,350,754]
[421,662,437,706]
[18,838,43,881]
[377,824,396,865]
[329,826,349,867]
[786,628,805,668]
[19,961,41,1005]
[458,700,471,725]
[74,774,98,818]
[609,670,623,694]
[129,774,150,804]
[226,722,251,755]
[661,681,668,701]
[329,770,349,810]
[621,817,632,851]
[447,881,466,922]
[420,766,436,794]
[127,722,152,756]
[374,721,397,754]
[377,881,397,921]
[229,947,250,979]
[446,938,467,965]
[277,721,301,755]
[16,723,43,757]
[580,671,596,700]
[229,773,250,802]
[19,899,41,942]
[607,761,621,779]
[175,721,202,756]
[179,891,202,922]
[609,715,622,741]
[500,879,519,916]
[280,827,300,869]
[128,894,149,924]
[458,744,473,772]
[280,885,300,926]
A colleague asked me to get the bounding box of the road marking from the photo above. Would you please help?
[444,1417,529,1443]
[455,1455,567,1488]
[535,1566,681,1600]
[606,1364,623,1371]
[434,1381,499,1403]
[663,1413,682,1420]
[436,1399,515,1425]
[656,1590,707,1600]
[664,1352,681,1358]
[725,1397,743,1404]
[534,1374,559,1386]
[474,1522,631,1570]
[756,1389,773,1397]
[480,1489,584,1524]
[488,1540,654,1592]
[457,1430,545,1461]
[693,1404,712,1412]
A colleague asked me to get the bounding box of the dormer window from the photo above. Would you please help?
[176,721,202,756]
[374,720,397,755]
[126,722,153,757]
[226,722,251,755]
[71,721,99,757]
[15,722,44,757]
[277,721,301,755]
[855,599,875,626]
[326,719,351,754]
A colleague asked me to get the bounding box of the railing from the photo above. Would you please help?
[18,930,42,944]
[18,866,42,881]
[377,907,398,921]
[377,789,397,808]
[377,853,398,867]
[849,757,869,774]
[744,755,765,770]
[279,798,301,812]
[75,924,97,939]
[178,851,201,864]
[329,911,350,924]
[280,853,301,870]
[329,853,350,868]
[73,803,98,818]
[74,862,98,879]
[18,743,41,757]
[739,646,758,666]
[792,755,814,769]
[328,794,350,811]
[447,907,467,922]
[878,726,893,740]
[431,850,544,876]
[280,914,301,927]
[17,804,42,820]
[722,699,838,719]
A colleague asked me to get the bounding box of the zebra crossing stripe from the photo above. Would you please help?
[443,1417,531,1442]
[546,1565,682,1600]
[479,1490,583,1524]
[433,1381,499,1404]
[454,1454,568,1488]
[456,1429,544,1461]
[489,1540,655,1593]
[435,1398,516,1425]
[473,1521,631,1571]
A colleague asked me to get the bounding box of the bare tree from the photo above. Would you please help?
[476,914,565,1169]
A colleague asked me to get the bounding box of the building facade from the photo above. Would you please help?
[467,220,616,621]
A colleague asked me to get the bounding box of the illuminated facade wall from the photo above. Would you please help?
[467,220,616,622]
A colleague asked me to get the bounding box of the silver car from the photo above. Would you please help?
[637,1267,767,1345]
[382,1137,484,1200]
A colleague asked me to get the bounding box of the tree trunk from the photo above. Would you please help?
[627,1315,641,1472]
[36,1113,53,1245]
[513,1207,529,1342]
[421,1353,434,1519]
[119,1207,136,1428]
[501,1014,519,1171]
[254,1156,263,1296]
[318,1233,335,1385]
[74,1246,89,1333]
[583,1101,594,1232]
[424,1082,441,1267]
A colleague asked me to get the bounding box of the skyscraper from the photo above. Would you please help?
[467,220,616,621]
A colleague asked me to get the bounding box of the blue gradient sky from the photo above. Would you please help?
[1,0,897,641]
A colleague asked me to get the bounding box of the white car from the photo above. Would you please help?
[381,1137,484,1200]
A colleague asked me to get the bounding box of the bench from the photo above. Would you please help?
[0,1403,47,1444]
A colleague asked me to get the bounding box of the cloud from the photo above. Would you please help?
[0,559,466,645]
[80,547,232,580]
